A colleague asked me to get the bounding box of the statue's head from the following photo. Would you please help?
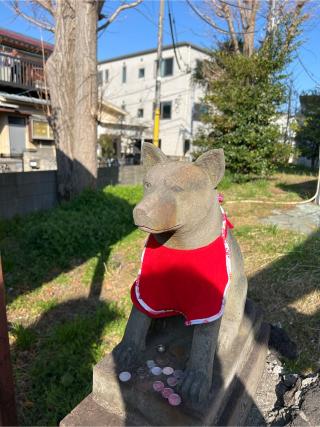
[133,143,225,234]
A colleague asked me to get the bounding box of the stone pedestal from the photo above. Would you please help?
[61,300,269,426]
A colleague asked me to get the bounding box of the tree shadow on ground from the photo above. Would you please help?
[276,179,318,199]
[248,229,320,372]
[1,156,142,425]
[1,187,139,305]
[111,230,319,426]
[11,297,128,426]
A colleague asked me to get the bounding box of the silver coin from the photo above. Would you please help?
[119,371,131,382]
[162,366,174,375]
[157,344,166,353]
[151,366,162,376]
[146,360,156,368]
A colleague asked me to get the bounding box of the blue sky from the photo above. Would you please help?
[0,0,319,105]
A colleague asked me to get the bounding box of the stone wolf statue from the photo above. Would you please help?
[114,143,248,404]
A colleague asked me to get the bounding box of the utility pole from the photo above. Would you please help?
[267,0,277,37]
[153,0,165,148]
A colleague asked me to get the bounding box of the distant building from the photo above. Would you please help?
[98,42,210,160]
[0,27,55,172]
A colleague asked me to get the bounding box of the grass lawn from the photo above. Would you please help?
[1,166,319,425]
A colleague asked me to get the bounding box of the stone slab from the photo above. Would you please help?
[261,203,320,235]
[61,300,270,426]
[60,393,149,427]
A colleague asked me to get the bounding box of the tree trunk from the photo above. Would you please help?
[46,0,98,200]
[46,0,76,200]
[73,0,98,193]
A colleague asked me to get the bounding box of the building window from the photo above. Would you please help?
[184,139,190,155]
[138,67,145,78]
[161,101,172,119]
[161,57,173,77]
[97,71,103,86]
[153,101,172,120]
[104,69,109,83]
[193,103,208,122]
[137,108,144,118]
[122,65,127,83]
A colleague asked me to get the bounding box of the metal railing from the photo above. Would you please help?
[0,52,45,90]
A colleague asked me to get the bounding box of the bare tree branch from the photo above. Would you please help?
[221,3,240,52]
[31,0,55,16]
[11,0,55,32]
[187,0,230,35]
[97,0,143,32]
[97,0,105,20]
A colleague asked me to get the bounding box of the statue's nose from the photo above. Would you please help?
[133,207,150,225]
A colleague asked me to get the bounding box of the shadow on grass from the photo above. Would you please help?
[1,187,141,304]
[1,179,142,424]
[276,178,318,199]
[11,297,128,426]
[277,164,317,177]
[248,229,320,372]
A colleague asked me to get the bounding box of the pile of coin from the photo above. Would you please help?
[118,358,183,407]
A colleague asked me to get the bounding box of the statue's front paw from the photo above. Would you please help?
[177,369,210,404]
[113,341,139,369]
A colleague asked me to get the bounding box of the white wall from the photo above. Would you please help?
[98,44,209,157]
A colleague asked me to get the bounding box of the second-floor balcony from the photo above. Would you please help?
[0,52,46,91]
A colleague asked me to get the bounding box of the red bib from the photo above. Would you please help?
[131,208,233,326]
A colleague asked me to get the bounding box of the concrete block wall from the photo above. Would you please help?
[0,166,143,220]
[0,171,58,219]
[97,165,144,187]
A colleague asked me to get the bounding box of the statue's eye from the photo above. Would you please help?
[144,181,151,189]
[172,185,184,192]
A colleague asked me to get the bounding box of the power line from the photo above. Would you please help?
[297,54,320,88]
[168,0,182,71]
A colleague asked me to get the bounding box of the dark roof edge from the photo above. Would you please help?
[98,42,210,65]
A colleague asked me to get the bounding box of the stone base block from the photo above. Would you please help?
[61,300,269,426]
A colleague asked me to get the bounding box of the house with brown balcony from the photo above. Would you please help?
[0,27,56,172]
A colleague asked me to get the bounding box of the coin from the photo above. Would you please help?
[167,376,178,387]
[146,360,156,368]
[168,393,182,406]
[119,371,131,382]
[152,381,164,392]
[161,387,174,399]
[157,344,166,353]
[162,367,174,376]
[151,366,162,375]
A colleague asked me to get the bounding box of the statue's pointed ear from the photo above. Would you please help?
[195,149,225,187]
[142,142,168,171]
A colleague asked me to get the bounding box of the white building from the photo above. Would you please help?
[97,42,209,159]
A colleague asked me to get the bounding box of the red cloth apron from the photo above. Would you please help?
[131,208,233,326]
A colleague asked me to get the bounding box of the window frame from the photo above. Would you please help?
[122,65,127,84]
[138,67,145,79]
[161,101,172,120]
[161,57,174,77]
